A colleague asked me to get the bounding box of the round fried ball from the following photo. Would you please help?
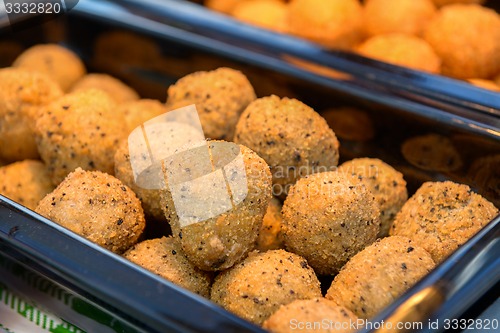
[256,197,284,252]
[423,4,500,79]
[206,0,251,14]
[468,79,500,92]
[124,237,212,297]
[282,171,380,275]
[357,34,441,74]
[161,142,272,271]
[36,168,146,253]
[118,99,167,134]
[432,0,485,6]
[287,0,363,50]
[363,0,437,37]
[211,250,321,325]
[232,0,288,33]
[70,74,139,103]
[13,44,86,92]
[263,298,358,333]
[0,160,54,210]
[234,95,339,198]
[34,89,127,185]
[389,181,498,263]
[326,236,435,319]
[0,68,63,162]
[338,158,407,238]
[167,67,256,140]
[322,107,375,142]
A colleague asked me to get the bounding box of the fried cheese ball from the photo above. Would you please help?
[70,74,139,103]
[0,160,54,210]
[363,0,437,37]
[282,171,380,275]
[432,0,485,6]
[321,107,375,142]
[232,0,288,33]
[34,89,127,185]
[211,250,321,325]
[423,4,500,79]
[166,67,256,140]
[357,34,441,74]
[468,79,500,92]
[256,197,284,251]
[123,237,212,297]
[36,168,146,253]
[0,68,63,162]
[263,298,358,333]
[161,142,272,271]
[326,236,435,319]
[338,158,408,238]
[390,181,498,263]
[13,44,86,92]
[234,95,339,198]
[287,0,363,50]
[118,99,167,134]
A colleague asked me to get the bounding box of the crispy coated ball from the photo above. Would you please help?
[167,67,256,140]
[206,0,251,14]
[211,250,321,325]
[322,107,375,142]
[326,236,435,319]
[124,237,212,297]
[234,95,339,198]
[423,4,500,79]
[256,197,284,251]
[0,68,63,162]
[468,154,500,208]
[34,89,127,185]
[263,298,358,333]
[0,160,54,210]
[357,34,441,74]
[363,0,436,37]
[282,171,380,275]
[338,158,408,238]
[70,74,139,103]
[432,0,485,6]
[36,168,146,253]
[390,181,498,263]
[468,79,500,92]
[118,99,167,134]
[287,0,363,49]
[161,142,272,271]
[13,44,86,92]
[232,0,288,32]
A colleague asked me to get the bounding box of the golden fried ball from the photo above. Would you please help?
[205,0,251,14]
[232,0,288,33]
[36,168,146,253]
[282,171,380,275]
[167,67,256,140]
[0,160,54,210]
[13,44,86,92]
[287,0,363,49]
[326,236,435,319]
[70,74,139,103]
[390,181,498,263]
[234,95,339,198]
[256,197,284,252]
[424,4,500,79]
[432,0,485,6]
[468,79,500,92]
[211,250,321,325]
[34,89,127,185]
[338,158,408,238]
[263,298,358,333]
[118,99,167,134]
[0,68,63,162]
[321,107,375,142]
[357,34,441,74]
[124,237,212,297]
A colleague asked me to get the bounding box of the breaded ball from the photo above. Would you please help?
[357,34,441,74]
[390,181,498,263]
[166,67,256,140]
[468,154,500,208]
[287,0,363,49]
[282,171,380,275]
[338,158,408,237]
[256,197,284,251]
[0,68,63,162]
[13,44,86,92]
[423,4,500,79]
[232,0,288,33]
[321,107,375,142]
[206,0,251,14]
[124,237,212,297]
[363,0,437,37]
[326,236,435,319]
[36,168,146,253]
[263,298,358,333]
[0,160,54,210]
[161,142,272,271]
[118,99,167,134]
[211,250,321,325]
[432,0,485,6]
[70,74,139,103]
[234,95,340,198]
[468,79,500,92]
[34,89,127,185]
